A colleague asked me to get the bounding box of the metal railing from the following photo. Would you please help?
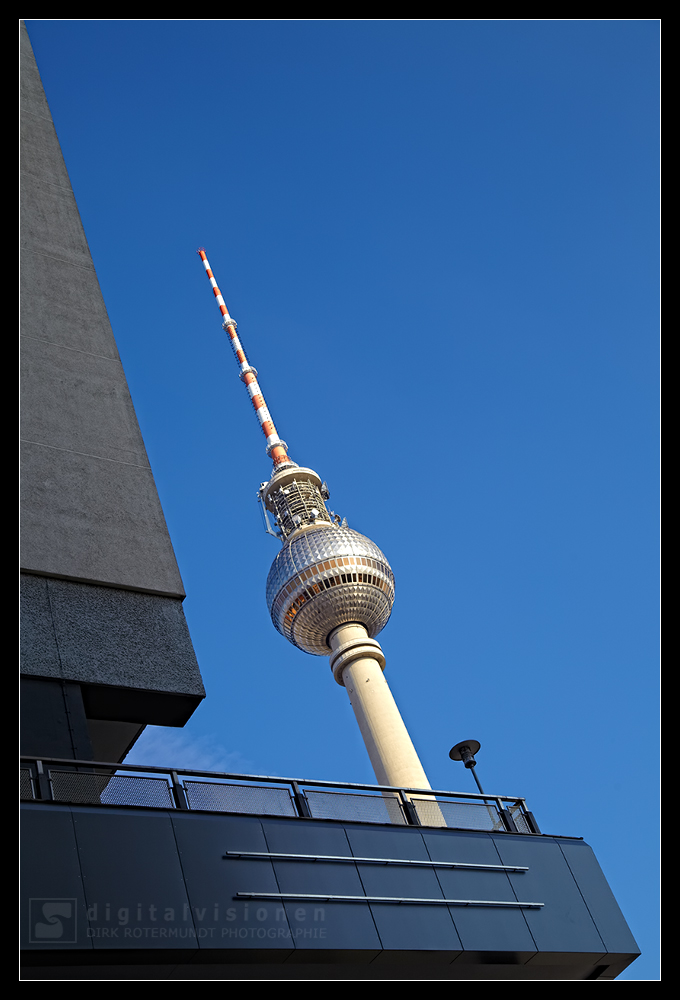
[20,757,541,834]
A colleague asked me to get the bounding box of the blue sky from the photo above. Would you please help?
[24,20,659,979]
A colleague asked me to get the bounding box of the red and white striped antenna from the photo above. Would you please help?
[197,249,293,471]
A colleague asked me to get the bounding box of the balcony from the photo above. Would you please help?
[20,756,639,980]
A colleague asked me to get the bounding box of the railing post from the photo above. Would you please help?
[399,790,421,826]
[291,781,312,818]
[170,771,189,810]
[35,760,53,801]
[524,810,541,834]
[499,805,519,832]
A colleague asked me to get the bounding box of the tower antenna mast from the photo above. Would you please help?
[198,248,434,796]
[197,248,293,472]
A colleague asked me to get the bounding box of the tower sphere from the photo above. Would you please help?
[266,523,395,656]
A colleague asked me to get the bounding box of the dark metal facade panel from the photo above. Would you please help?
[70,807,195,950]
[20,803,640,978]
[171,812,295,953]
[260,819,383,953]
[421,828,538,955]
[260,816,359,856]
[21,805,92,951]
[557,840,640,956]
[343,824,434,863]
[491,833,607,956]
[342,825,463,955]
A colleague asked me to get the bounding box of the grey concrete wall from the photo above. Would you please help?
[20,23,184,598]
[21,574,204,705]
[20,23,205,724]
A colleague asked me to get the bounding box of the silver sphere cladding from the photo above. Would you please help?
[266,524,395,656]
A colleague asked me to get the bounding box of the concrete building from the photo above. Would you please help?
[20,22,205,765]
[20,23,640,980]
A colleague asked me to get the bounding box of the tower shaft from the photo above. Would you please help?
[329,623,431,790]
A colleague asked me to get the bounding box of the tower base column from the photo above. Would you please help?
[328,623,432,791]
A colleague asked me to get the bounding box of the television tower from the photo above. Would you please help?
[198,249,432,792]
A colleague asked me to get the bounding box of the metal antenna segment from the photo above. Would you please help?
[197,249,293,472]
